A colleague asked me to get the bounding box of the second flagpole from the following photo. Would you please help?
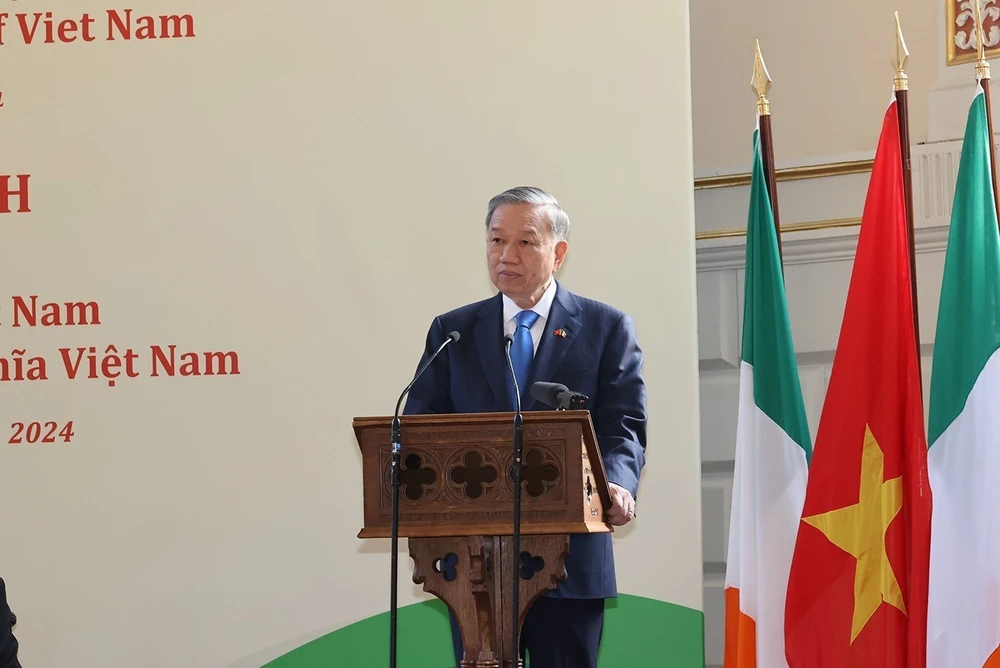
[893,11,922,389]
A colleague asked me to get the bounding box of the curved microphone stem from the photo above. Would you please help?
[503,336,523,667]
[388,332,457,668]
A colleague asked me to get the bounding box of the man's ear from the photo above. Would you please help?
[553,240,569,270]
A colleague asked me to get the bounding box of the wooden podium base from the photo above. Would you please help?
[410,534,570,668]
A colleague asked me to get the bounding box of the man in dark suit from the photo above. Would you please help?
[0,578,20,668]
[403,186,646,668]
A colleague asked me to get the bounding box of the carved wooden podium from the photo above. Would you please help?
[354,410,613,668]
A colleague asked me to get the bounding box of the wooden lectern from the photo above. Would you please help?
[354,410,613,668]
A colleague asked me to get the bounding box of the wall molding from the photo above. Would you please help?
[696,223,950,272]
[694,158,873,190]
[694,135,976,270]
[695,216,861,241]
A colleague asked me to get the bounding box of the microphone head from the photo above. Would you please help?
[504,333,514,347]
[529,381,570,408]
[447,330,461,343]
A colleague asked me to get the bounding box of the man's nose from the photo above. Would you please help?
[500,243,519,262]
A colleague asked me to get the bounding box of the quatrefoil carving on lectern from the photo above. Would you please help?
[522,449,559,497]
[399,453,437,500]
[451,451,497,499]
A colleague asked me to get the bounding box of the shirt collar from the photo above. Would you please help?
[502,278,558,325]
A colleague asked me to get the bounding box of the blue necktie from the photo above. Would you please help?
[509,309,540,407]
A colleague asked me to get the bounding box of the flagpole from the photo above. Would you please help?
[752,39,783,265]
[973,0,1000,226]
[893,11,922,386]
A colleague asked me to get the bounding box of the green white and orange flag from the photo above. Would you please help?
[723,118,812,668]
[925,82,1000,668]
[783,98,932,667]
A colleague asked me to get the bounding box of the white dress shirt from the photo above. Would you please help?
[501,279,557,355]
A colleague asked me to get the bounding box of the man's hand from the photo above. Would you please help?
[607,483,636,526]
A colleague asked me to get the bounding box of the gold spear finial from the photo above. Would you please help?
[894,11,909,91]
[975,0,992,80]
[751,39,772,116]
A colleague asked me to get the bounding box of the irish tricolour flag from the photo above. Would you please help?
[926,83,1000,668]
[723,120,812,668]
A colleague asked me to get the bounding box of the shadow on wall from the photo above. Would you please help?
[261,593,705,667]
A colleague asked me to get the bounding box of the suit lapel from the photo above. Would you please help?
[525,283,581,410]
[473,293,512,409]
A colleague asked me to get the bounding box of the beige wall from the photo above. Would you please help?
[692,0,938,174]
[0,1,701,666]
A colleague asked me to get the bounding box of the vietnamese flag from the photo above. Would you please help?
[783,99,932,667]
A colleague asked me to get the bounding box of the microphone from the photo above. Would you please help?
[502,333,522,665]
[391,330,461,434]
[502,334,521,413]
[529,381,589,411]
[387,329,459,668]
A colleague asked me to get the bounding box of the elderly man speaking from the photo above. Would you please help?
[403,186,647,668]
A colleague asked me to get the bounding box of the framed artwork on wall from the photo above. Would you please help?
[947,0,1000,65]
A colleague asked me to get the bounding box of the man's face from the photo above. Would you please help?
[486,203,568,308]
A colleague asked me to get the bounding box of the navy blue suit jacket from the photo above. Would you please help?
[403,281,647,599]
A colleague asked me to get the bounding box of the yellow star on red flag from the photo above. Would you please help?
[801,424,906,642]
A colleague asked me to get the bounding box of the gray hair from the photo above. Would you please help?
[485,186,570,241]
